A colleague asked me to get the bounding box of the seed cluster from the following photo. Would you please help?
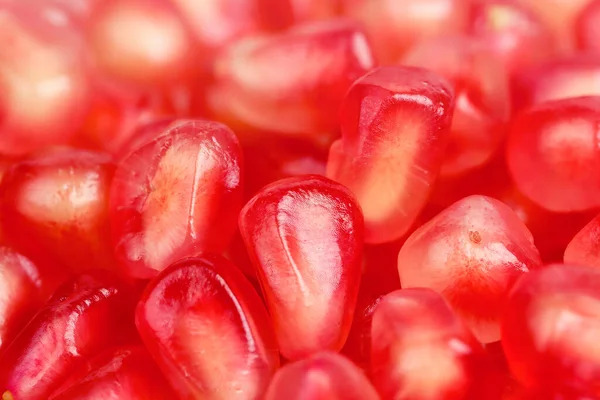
[0,0,600,399]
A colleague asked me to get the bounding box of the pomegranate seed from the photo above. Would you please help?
[565,213,600,269]
[208,20,374,141]
[136,254,279,399]
[86,0,194,87]
[264,352,379,399]
[50,346,175,400]
[502,264,600,395]
[239,175,364,360]
[110,120,243,279]
[511,55,600,112]
[514,0,592,51]
[576,0,600,54]
[370,288,485,399]
[340,0,471,63]
[327,66,455,243]
[0,273,136,400]
[507,96,600,213]
[0,148,116,273]
[0,247,45,353]
[171,0,293,54]
[397,195,542,343]
[467,0,556,73]
[0,2,91,156]
[401,36,510,177]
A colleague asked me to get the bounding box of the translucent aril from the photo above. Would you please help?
[402,36,510,177]
[264,352,379,400]
[370,288,485,400]
[397,195,542,343]
[208,19,375,142]
[564,213,600,269]
[0,148,116,273]
[326,66,455,243]
[502,264,600,396]
[110,120,243,278]
[136,255,279,400]
[506,96,600,212]
[239,175,364,360]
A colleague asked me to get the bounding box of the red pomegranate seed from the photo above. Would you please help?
[370,288,485,399]
[171,0,293,55]
[0,273,136,400]
[511,55,600,112]
[87,0,194,87]
[208,20,374,141]
[467,0,556,73]
[110,120,243,279]
[0,2,91,156]
[239,175,364,360]
[564,213,600,269]
[264,352,379,400]
[50,346,175,400]
[576,0,600,54]
[326,66,455,243]
[341,0,471,63]
[136,254,279,399]
[0,247,45,353]
[397,195,542,343]
[401,36,510,177]
[0,148,116,273]
[502,264,600,395]
[514,0,592,51]
[507,96,600,213]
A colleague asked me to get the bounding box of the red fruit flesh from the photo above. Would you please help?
[511,56,600,112]
[576,0,600,54]
[208,20,375,140]
[0,2,91,156]
[0,273,136,400]
[564,214,600,269]
[0,247,45,353]
[87,0,194,87]
[239,175,364,360]
[370,288,485,400]
[340,0,471,63]
[49,346,176,400]
[401,36,510,177]
[110,120,243,279]
[502,264,600,395]
[264,352,379,400]
[514,0,592,51]
[0,148,116,273]
[326,66,455,243]
[507,96,600,213]
[467,0,557,73]
[397,195,542,343]
[136,255,279,400]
